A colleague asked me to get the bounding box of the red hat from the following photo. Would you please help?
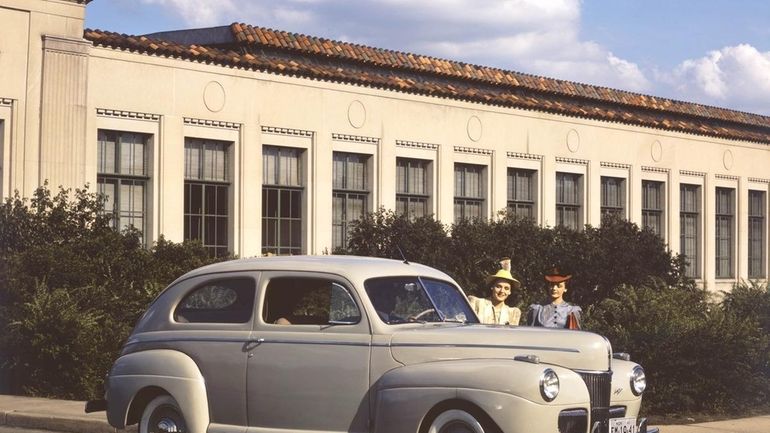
[544,266,572,283]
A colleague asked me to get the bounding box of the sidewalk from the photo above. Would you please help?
[1,394,769,433]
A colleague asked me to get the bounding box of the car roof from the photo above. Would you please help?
[174,255,456,286]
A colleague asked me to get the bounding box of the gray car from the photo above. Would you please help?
[87,255,656,433]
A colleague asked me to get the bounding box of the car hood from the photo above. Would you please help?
[389,324,611,371]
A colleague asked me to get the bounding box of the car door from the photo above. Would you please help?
[246,272,372,433]
[166,271,259,430]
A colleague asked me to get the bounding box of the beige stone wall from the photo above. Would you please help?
[2,0,769,291]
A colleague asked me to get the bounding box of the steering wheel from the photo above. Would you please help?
[408,308,436,322]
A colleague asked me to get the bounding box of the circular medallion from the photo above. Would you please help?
[567,129,580,153]
[723,149,734,171]
[348,100,366,129]
[203,81,226,112]
[651,140,663,162]
[467,115,482,142]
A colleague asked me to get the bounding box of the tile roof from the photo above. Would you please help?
[84,23,770,145]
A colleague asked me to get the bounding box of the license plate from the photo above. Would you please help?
[609,417,638,433]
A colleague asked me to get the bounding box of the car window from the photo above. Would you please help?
[174,277,255,323]
[364,277,479,324]
[263,277,361,325]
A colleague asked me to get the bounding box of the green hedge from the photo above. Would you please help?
[0,185,225,399]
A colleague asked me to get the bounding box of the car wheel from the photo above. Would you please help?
[140,395,187,433]
[428,409,486,433]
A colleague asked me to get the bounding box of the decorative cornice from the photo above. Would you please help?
[600,161,631,169]
[184,117,240,130]
[642,166,670,174]
[332,133,380,144]
[680,169,706,177]
[96,108,160,121]
[748,177,770,184]
[0,98,12,107]
[262,126,313,137]
[555,156,588,166]
[715,174,739,181]
[396,140,439,150]
[506,151,542,161]
[454,145,493,156]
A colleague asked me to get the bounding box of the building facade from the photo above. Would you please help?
[2,0,770,291]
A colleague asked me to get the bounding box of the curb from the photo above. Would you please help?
[0,410,135,433]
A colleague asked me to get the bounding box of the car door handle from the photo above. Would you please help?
[243,338,264,352]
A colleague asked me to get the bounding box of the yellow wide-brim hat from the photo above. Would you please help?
[484,269,521,289]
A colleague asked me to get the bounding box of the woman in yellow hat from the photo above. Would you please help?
[526,266,581,329]
[467,258,522,325]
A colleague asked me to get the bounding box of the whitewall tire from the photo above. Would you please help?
[139,395,187,433]
[427,409,486,433]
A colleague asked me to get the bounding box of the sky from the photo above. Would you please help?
[84,0,770,115]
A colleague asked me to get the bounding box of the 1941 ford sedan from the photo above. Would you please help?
[87,256,657,433]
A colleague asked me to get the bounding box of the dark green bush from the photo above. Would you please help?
[343,210,686,308]
[0,185,225,399]
[586,283,770,415]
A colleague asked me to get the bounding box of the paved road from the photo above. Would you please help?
[2,394,769,433]
[658,415,770,432]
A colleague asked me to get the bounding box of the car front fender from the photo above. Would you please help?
[106,349,209,433]
[373,358,591,433]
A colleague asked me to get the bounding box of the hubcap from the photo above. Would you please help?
[439,420,476,433]
[157,418,180,433]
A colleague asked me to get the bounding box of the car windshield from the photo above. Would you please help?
[364,277,479,324]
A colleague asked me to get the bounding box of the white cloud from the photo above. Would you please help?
[138,0,651,93]
[669,44,770,113]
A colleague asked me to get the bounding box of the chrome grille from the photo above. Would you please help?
[578,371,612,432]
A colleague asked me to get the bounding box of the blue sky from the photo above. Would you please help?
[85,0,770,115]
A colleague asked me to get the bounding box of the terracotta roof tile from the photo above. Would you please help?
[83,26,770,144]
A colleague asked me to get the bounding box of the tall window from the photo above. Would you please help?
[507,168,536,220]
[97,130,149,242]
[680,184,701,278]
[600,176,625,219]
[454,163,485,222]
[642,180,665,237]
[715,187,735,279]
[333,152,369,251]
[184,138,230,256]
[555,172,582,230]
[263,146,303,255]
[396,158,429,218]
[749,190,766,278]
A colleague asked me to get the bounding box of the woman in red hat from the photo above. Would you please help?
[467,258,522,325]
[526,267,581,329]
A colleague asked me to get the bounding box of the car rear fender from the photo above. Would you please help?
[106,349,209,433]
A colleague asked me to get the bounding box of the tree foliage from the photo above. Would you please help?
[0,185,224,399]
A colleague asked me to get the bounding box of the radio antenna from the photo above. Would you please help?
[396,245,409,265]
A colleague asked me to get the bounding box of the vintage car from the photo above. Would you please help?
[87,256,657,433]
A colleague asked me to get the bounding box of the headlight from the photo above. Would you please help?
[539,368,560,401]
[630,366,646,396]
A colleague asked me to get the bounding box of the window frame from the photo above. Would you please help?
[454,163,486,222]
[262,145,305,255]
[507,167,537,220]
[748,190,766,278]
[600,176,626,220]
[332,152,371,251]
[715,187,736,279]
[184,137,232,256]
[96,129,151,242]
[680,183,702,279]
[395,157,430,219]
[555,171,583,230]
[642,180,665,237]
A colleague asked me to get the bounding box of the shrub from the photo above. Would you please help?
[586,284,770,415]
[0,185,225,399]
